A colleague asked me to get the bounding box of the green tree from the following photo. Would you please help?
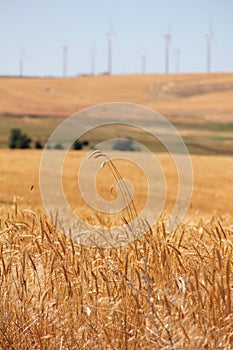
[9,128,31,149]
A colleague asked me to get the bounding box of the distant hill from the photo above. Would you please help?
[0,73,233,122]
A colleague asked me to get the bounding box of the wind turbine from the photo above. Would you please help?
[61,43,68,77]
[19,47,26,77]
[91,45,96,75]
[141,52,147,74]
[164,31,171,74]
[205,27,214,73]
[175,48,180,74]
[106,30,114,74]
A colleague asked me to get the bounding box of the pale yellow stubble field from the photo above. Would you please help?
[0,73,232,122]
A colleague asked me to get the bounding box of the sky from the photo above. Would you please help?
[1,0,233,76]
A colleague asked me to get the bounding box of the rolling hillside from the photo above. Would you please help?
[0,73,233,122]
[0,73,233,153]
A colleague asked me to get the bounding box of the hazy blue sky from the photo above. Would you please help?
[1,0,233,76]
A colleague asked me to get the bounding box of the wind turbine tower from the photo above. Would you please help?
[62,43,68,77]
[19,47,25,77]
[106,30,114,74]
[164,32,171,74]
[91,46,96,75]
[141,53,147,74]
[205,29,213,73]
[176,48,180,73]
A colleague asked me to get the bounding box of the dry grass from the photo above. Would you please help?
[0,149,233,349]
[0,73,233,122]
[0,206,233,349]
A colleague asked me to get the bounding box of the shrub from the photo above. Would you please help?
[34,140,43,149]
[113,138,136,151]
[54,143,64,150]
[72,139,89,150]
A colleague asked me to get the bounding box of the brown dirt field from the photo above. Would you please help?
[0,149,232,223]
[0,73,233,122]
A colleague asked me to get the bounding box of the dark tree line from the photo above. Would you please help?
[8,128,137,152]
[8,128,89,150]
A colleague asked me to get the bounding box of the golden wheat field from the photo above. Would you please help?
[0,72,233,349]
[0,148,233,349]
